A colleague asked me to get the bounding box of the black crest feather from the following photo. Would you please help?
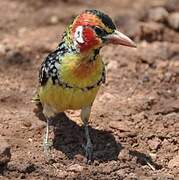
[85,9,116,30]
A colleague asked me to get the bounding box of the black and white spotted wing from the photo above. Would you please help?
[39,42,68,86]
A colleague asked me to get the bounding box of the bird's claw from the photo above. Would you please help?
[83,142,93,164]
[43,139,53,157]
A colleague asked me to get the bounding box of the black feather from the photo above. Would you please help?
[85,9,116,30]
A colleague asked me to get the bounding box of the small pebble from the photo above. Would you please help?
[109,120,131,132]
[168,12,179,30]
[148,7,169,23]
[68,164,83,172]
[49,15,59,25]
[74,154,84,162]
[165,0,179,12]
[57,170,68,178]
[23,120,32,128]
[0,44,6,56]
[139,22,164,42]
[148,137,161,151]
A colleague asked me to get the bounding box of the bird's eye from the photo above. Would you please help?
[94,27,107,37]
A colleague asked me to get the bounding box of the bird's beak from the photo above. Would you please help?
[105,30,137,48]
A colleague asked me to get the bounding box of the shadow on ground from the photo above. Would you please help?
[34,105,122,162]
[129,150,162,170]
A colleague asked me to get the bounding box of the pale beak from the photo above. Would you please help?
[105,30,137,48]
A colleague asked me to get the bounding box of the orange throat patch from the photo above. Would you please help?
[72,59,98,79]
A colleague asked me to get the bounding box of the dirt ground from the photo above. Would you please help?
[0,0,179,179]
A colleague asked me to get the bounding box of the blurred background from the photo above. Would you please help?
[0,0,179,179]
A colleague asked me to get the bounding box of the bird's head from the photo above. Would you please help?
[64,9,136,53]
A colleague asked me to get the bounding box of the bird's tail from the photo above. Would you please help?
[31,91,41,104]
[31,90,44,119]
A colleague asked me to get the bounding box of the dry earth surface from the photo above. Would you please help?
[0,0,179,179]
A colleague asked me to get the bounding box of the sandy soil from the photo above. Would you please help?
[0,0,179,179]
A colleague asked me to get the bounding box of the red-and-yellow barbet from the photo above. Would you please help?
[34,9,136,163]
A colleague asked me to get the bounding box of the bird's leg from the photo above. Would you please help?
[43,117,53,158]
[43,117,49,153]
[42,104,54,159]
[81,106,93,163]
[84,122,93,163]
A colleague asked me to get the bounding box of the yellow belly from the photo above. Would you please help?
[39,79,100,113]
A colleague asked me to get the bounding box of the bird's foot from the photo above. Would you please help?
[83,141,93,164]
[43,138,53,159]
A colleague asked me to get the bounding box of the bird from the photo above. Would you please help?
[34,9,136,163]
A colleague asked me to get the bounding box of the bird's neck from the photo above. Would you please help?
[67,42,101,62]
[79,48,101,62]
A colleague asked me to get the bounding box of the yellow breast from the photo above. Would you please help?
[60,54,104,88]
[39,53,104,114]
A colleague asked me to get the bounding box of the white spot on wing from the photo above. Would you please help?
[55,62,60,69]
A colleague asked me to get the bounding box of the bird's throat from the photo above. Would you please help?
[72,48,101,77]
[60,48,104,88]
